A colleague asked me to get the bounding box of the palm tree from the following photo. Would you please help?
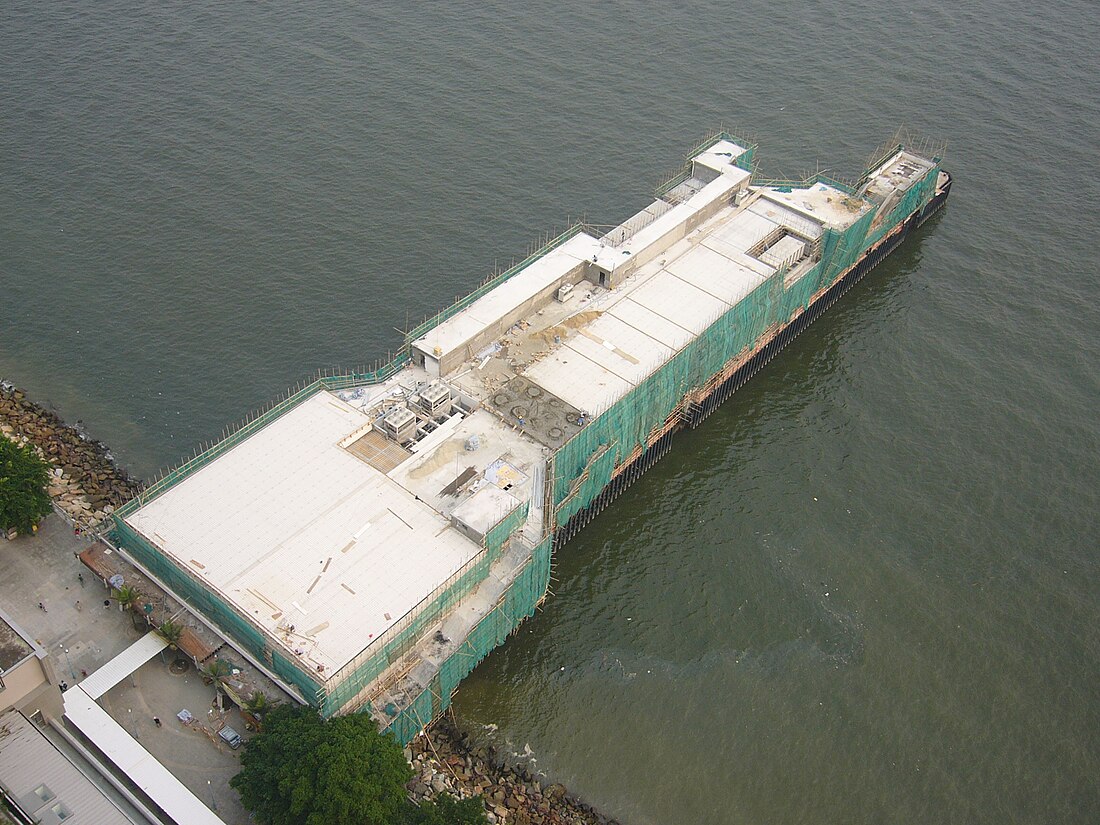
[111,584,139,610]
[156,620,183,649]
[199,658,231,686]
[242,690,270,716]
[241,690,274,731]
[110,585,145,628]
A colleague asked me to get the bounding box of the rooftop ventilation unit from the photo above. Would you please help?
[556,282,575,302]
[377,405,417,443]
[419,382,452,417]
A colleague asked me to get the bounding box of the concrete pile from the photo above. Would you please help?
[407,717,621,825]
[0,383,142,528]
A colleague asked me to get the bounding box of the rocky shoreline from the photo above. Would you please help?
[408,716,621,825]
[0,381,142,528]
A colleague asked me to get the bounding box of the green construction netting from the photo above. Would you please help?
[383,536,553,744]
[112,510,538,719]
[861,165,940,250]
[483,501,529,561]
[319,549,494,716]
[550,165,938,525]
[109,519,323,702]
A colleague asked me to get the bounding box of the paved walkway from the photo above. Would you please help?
[0,515,251,823]
[0,515,140,682]
[97,658,252,823]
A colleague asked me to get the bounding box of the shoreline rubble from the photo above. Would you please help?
[408,716,621,825]
[0,381,141,529]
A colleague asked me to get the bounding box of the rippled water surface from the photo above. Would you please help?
[3,2,1098,822]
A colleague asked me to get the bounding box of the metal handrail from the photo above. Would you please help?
[404,224,588,346]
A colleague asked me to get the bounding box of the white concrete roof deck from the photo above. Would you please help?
[524,347,634,414]
[517,189,836,412]
[593,167,750,273]
[388,408,546,520]
[606,297,696,351]
[758,183,865,230]
[124,390,485,676]
[665,243,769,306]
[413,233,603,362]
[451,485,522,538]
[866,149,935,189]
[691,138,750,175]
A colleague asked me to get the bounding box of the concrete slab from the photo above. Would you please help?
[97,656,252,823]
[0,515,141,684]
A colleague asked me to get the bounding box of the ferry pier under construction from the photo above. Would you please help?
[107,132,951,743]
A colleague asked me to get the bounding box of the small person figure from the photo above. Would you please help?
[78,572,85,587]
[153,716,162,727]
[103,600,110,609]
[80,669,88,678]
[75,600,81,611]
[38,602,47,612]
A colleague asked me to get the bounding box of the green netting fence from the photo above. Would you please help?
[861,165,940,250]
[113,496,539,720]
[483,500,529,561]
[327,500,533,718]
[382,535,553,744]
[319,548,495,716]
[109,518,323,702]
[550,165,938,525]
[403,225,587,347]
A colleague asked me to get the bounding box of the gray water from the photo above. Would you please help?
[3,2,1098,822]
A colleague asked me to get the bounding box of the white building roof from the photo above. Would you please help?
[452,485,521,538]
[413,233,603,363]
[0,708,137,825]
[125,391,484,675]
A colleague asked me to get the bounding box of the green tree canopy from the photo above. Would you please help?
[0,436,52,534]
[230,705,412,825]
[414,793,488,825]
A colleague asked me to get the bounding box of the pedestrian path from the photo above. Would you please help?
[77,630,166,699]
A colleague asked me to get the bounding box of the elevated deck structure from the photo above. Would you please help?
[109,132,949,742]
